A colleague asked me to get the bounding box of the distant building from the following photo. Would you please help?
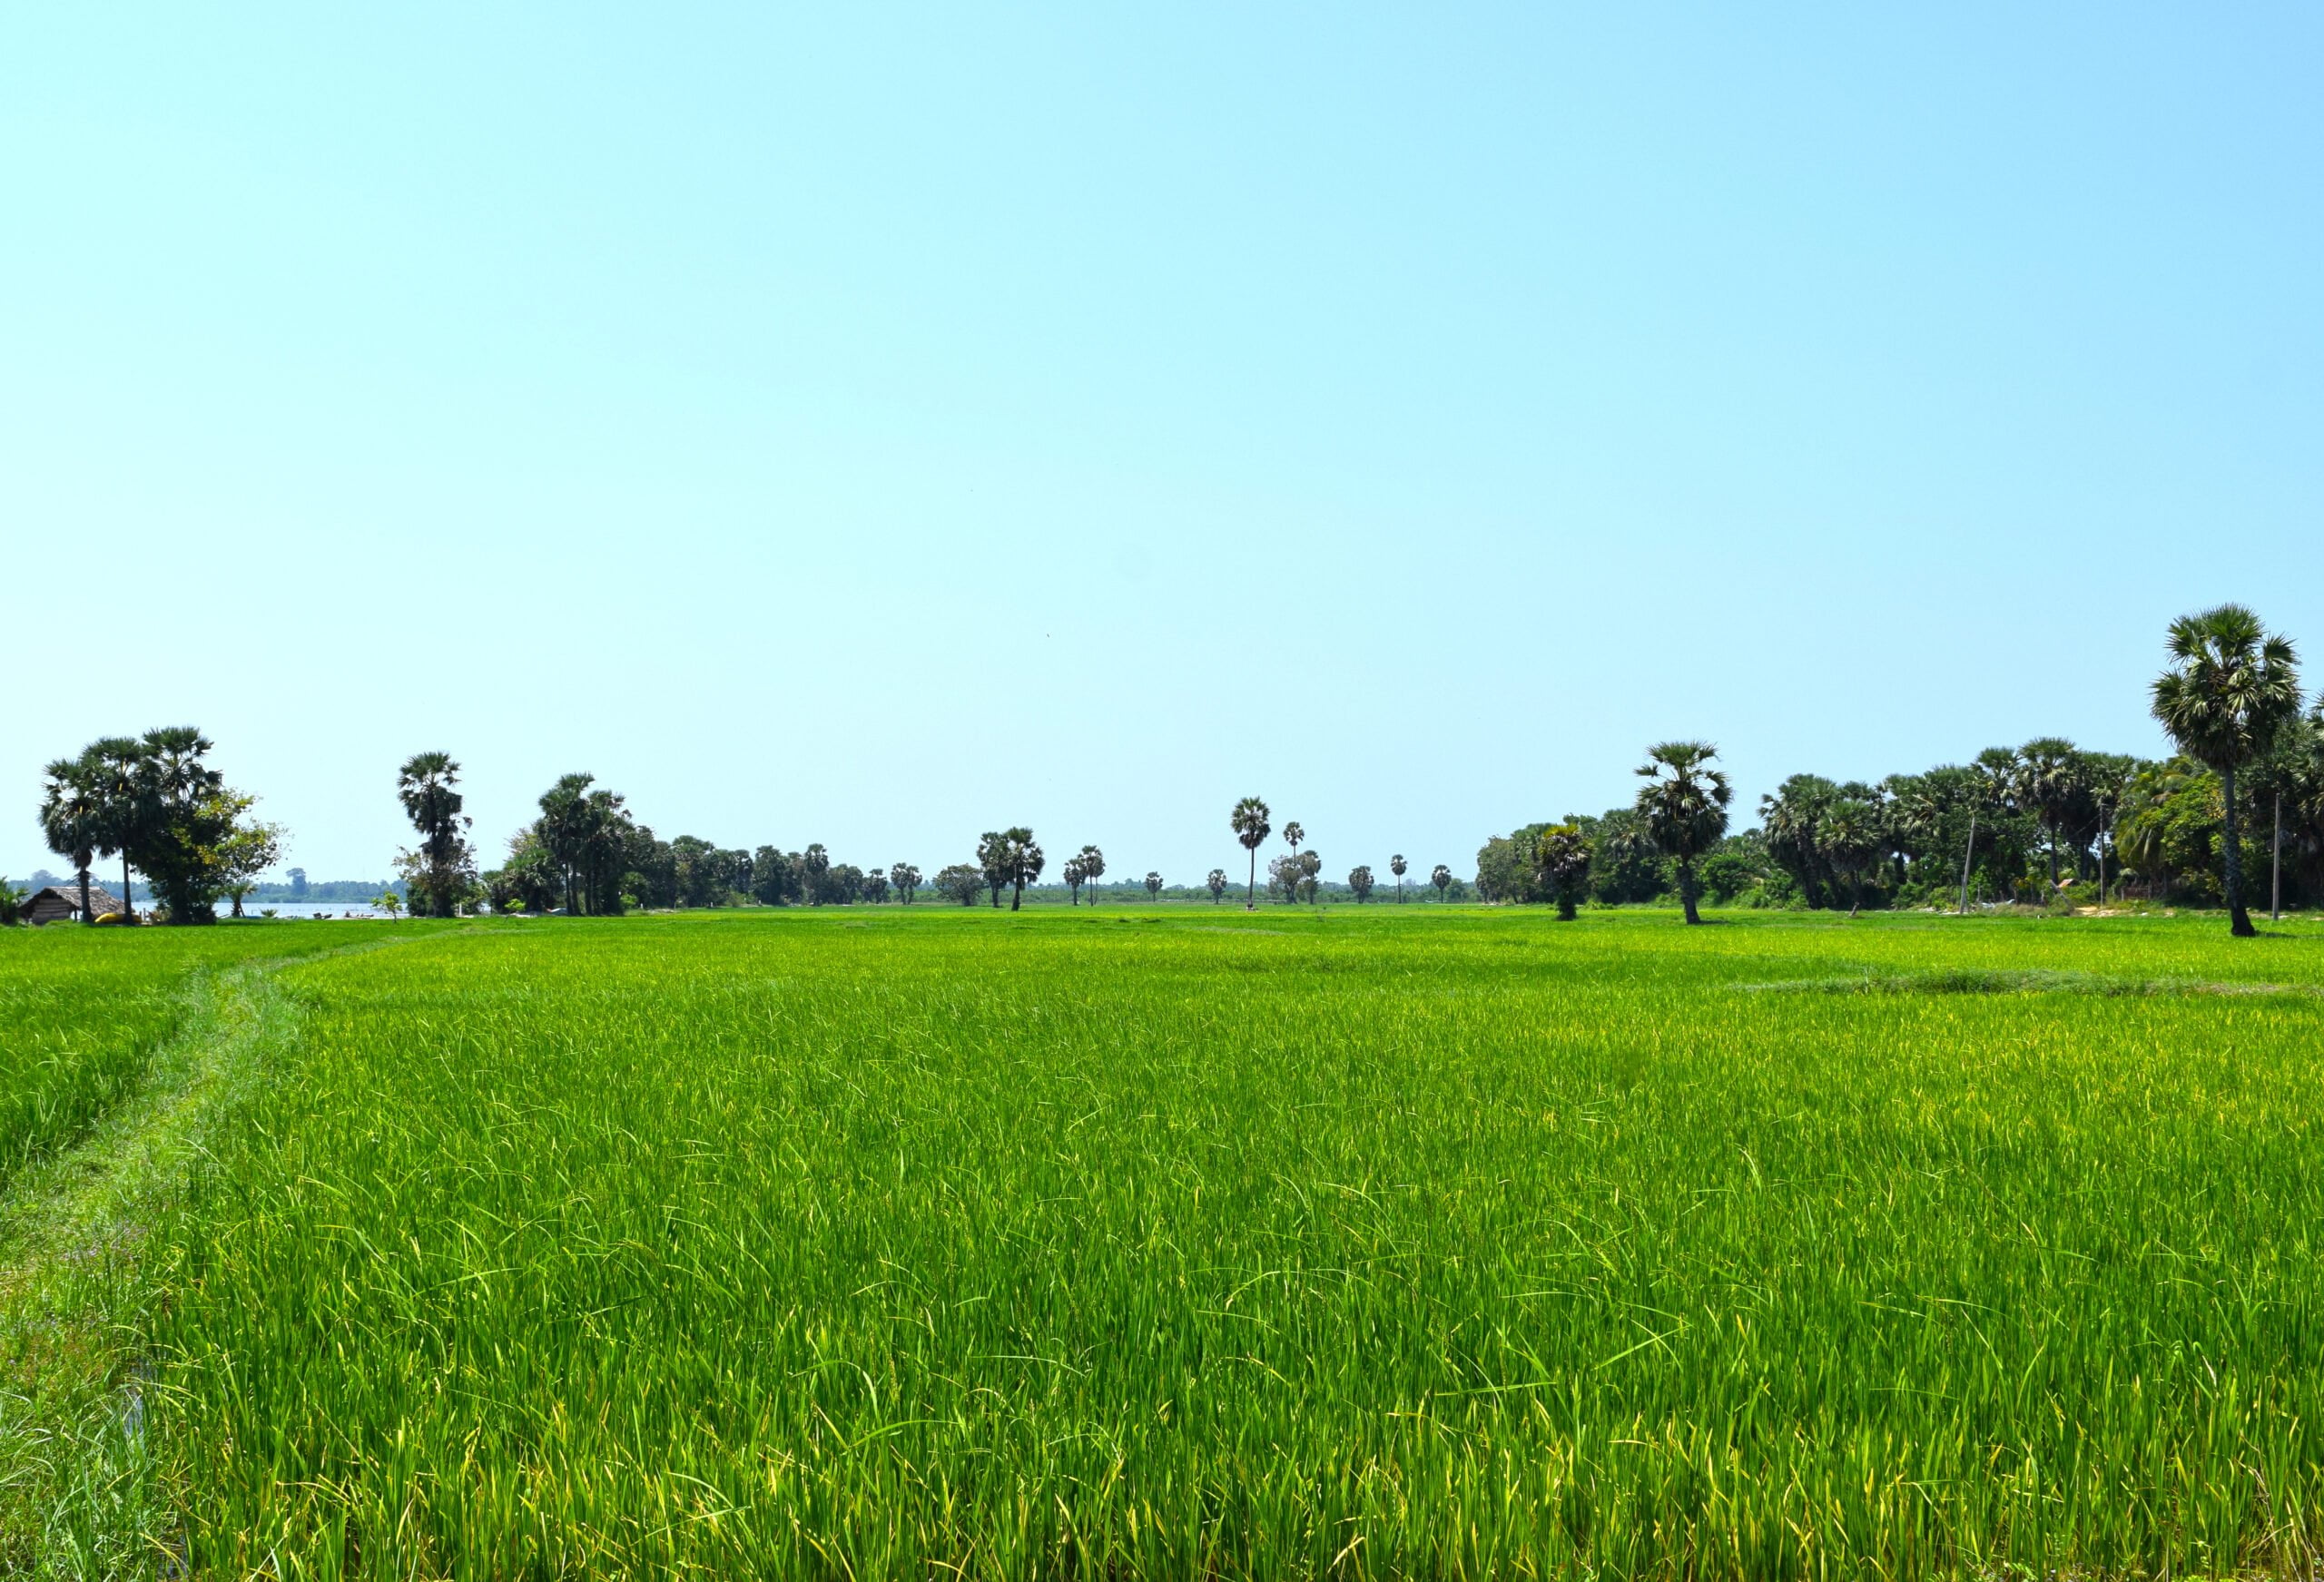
[23,884,123,925]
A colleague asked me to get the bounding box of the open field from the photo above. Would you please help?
[6,907,2324,1577]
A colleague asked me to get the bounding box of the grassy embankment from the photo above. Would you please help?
[5,907,2323,1577]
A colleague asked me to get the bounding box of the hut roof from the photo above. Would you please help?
[26,883,123,916]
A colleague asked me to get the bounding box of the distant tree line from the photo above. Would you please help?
[1474,605,2321,934]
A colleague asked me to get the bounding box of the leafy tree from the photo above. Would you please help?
[1431,863,1452,899]
[1206,868,1227,903]
[1145,871,1162,900]
[1535,824,1591,920]
[38,757,102,924]
[217,812,286,918]
[1230,797,1271,906]
[396,752,475,919]
[0,880,23,928]
[1347,864,1374,902]
[287,867,309,899]
[1390,853,1407,901]
[752,847,798,906]
[484,830,562,914]
[935,862,983,907]
[1266,854,1300,902]
[376,889,403,921]
[2151,604,2302,936]
[1580,809,1663,904]
[1077,845,1106,904]
[891,862,922,905]
[1635,740,1731,925]
[116,727,263,924]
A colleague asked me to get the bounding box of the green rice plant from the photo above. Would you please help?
[0,925,341,1186]
[125,909,2324,1577]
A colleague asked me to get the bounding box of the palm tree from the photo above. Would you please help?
[1347,864,1374,902]
[1145,871,1162,901]
[1063,855,1086,904]
[1635,741,1732,925]
[1206,868,1227,903]
[537,773,597,913]
[1430,863,1452,900]
[1077,845,1106,905]
[1535,824,1591,920]
[84,736,150,921]
[1819,797,1880,917]
[2150,604,2302,937]
[397,752,468,919]
[1297,850,1321,902]
[1230,797,1271,907]
[1758,774,1837,909]
[1283,822,1305,870]
[1003,829,1042,910]
[1390,853,1407,901]
[2014,737,2084,889]
[38,758,102,923]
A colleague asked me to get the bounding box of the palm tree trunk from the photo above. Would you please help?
[2271,790,2283,922]
[77,867,92,925]
[2222,764,2253,937]
[1957,812,1977,915]
[123,856,134,921]
[1246,850,1256,908]
[1679,860,1701,925]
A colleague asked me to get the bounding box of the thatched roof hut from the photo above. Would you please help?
[24,884,123,925]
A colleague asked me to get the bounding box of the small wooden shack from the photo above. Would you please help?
[23,884,123,925]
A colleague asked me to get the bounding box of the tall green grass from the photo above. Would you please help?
[0,926,337,1187]
[143,909,2324,1577]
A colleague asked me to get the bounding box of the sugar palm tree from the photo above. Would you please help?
[1430,863,1452,899]
[1390,853,1407,901]
[1818,796,1880,917]
[1635,741,1731,925]
[1206,868,1227,904]
[1063,855,1087,904]
[397,751,468,918]
[1758,774,1836,909]
[1144,871,1162,901]
[2150,604,2302,936]
[84,736,150,921]
[38,757,102,923]
[2014,737,2084,888]
[1534,824,1591,920]
[1283,821,1305,869]
[1230,797,1271,907]
[1077,845,1106,905]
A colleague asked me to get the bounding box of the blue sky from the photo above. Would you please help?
[7,5,2319,886]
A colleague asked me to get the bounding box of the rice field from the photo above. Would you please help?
[0,925,340,1189]
[9,907,2324,1577]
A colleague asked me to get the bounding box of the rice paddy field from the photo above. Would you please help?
[5,906,2324,1578]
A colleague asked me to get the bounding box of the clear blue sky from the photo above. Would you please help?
[7,5,2319,887]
